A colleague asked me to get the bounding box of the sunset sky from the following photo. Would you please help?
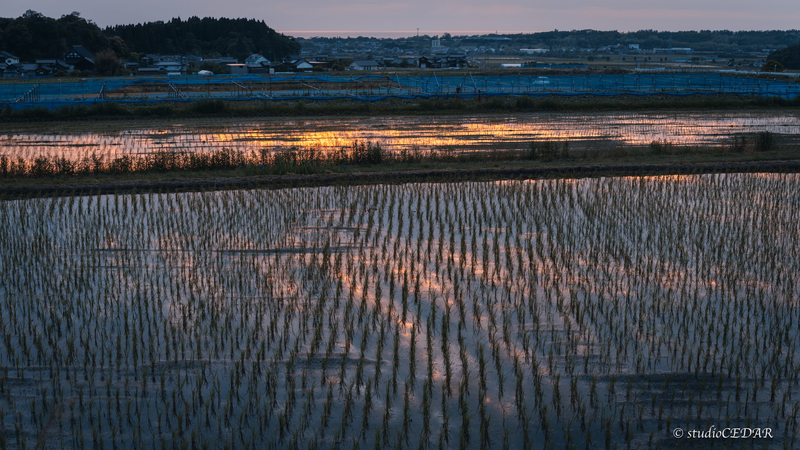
[4,0,799,36]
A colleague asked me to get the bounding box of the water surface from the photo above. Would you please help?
[1,111,798,161]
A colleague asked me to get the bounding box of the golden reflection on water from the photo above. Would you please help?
[1,112,799,161]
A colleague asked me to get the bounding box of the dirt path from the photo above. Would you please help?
[3,160,800,198]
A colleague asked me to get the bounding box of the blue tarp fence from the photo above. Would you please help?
[2,73,797,110]
[6,90,798,112]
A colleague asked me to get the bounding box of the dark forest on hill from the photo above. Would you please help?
[106,17,301,61]
[0,11,300,62]
[0,11,115,61]
[769,44,800,69]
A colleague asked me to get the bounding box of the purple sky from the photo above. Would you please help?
[4,0,799,36]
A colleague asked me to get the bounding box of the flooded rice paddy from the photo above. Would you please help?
[2,111,800,162]
[1,174,798,449]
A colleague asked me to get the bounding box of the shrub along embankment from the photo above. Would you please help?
[2,137,799,199]
[0,132,790,181]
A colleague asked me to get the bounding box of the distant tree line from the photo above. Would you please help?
[0,11,300,63]
[2,11,797,66]
[106,16,300,61]
[499,30,800,53]
[307,29,800,55]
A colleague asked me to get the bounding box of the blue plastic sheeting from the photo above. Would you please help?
[394,73,798,94]
[5,89,797,111]
[3,72,799,101]
[0,74,398,101]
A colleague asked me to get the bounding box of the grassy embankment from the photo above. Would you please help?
[2,132,799,196]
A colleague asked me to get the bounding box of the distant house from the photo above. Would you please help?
[245,54,270,67]
[137,67,162,76]
[416,55,468,69]
[441,55,468,68]
[226,63,248,75]
[35,66,52,77]
[34,59,72,76]
[17,63,39,77]
[248,64,271,74]
[520,48,549,55]
[183,55,203,68]
[1,63,23,78]
[153,60,185,73]
[204,57,238,66]
[349,60,379,71]
[1,51,19,65]
[62,45,95,71]
[294,60,313,71]
[417,56,438,69]
[272,61,296,72]
[245,54,272,73]
[308,61,331,71]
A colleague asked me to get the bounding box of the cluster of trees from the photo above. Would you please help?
[0,10,123,61]
[0,11,299,65]
[768,45,800,69]
[106,17,300,61]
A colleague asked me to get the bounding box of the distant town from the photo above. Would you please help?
[1,11,799,78]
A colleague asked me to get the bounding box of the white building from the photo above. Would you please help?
[295,60,313,70]
[520,48,549,54]
[153,60,186,73]
[0,51,19,65]
[245,54,271,68]
[226,63,248,75]
[348,60,379,70]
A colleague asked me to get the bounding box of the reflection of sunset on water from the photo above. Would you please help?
[2,173,798,448]
[2,111,799,161]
